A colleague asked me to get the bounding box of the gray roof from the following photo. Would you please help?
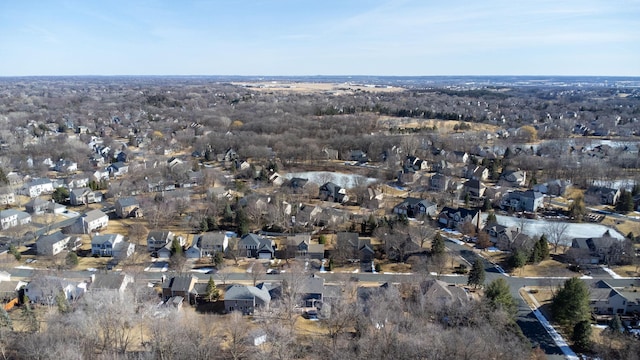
[92,234,121,245]
[91,273,129,291]
[163,275,196,293]
[240,234,274,254]
[224,284,271,304]
[84,209,107,222]
[300,276,324,295]
[198,232,227,247]
[36,231,69,246]
[116,197,138,208]
[147,230,174,243]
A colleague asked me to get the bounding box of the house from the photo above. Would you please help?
[335,232,375,265]
[115,197,141,218]
[420,279,471,306]
[463,179,487,199]
[23,276,86,305]
[464,164,489,181]
[69,188,102,206]
[495,227,533,251]
[224,284,271,314]
[349,150,368,163]
[397,170,420,186]
[0,188,15,206]
[89,273,133,294]
[0,209,31,230]
[299,275,325,308]
[437,207,481,231]
[238,234,274,259]
[19,178,54,198]
[92,169,109,182]
[161,275,197,304]
[393,197,437,218]
[404,156,429,171]
[108,162,129,177]
[53,159,78,173]
[319,182,348,203]
[502,190,544,212]
[533,179,571,197]
[147,230,176,253]
[430,173,453,192]
[570,236,624,265]
[590,280,640,315]
[283,177,309,193]
[585,186,621,206]
[35,231,71,256]
[285,234,324,260]
[77,209,109,234]
[25,197,51,215]
[449,151,469,164]
[500,170,527,187]
[91,233,125,257]
[195,232,229,257]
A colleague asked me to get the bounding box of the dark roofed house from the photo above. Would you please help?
[115,197,141,218]
[90,273,133,294]
[393,197,437,218]
[335,232,375,266]
[438,207,481,231]
[147,230,176,253]
[319,182,348,203]
[570,236,623,265]
[162,274,197,304]
[196,232,229,257]
[238,234,274,259]
[586,186,621,206]
[224,284,271,314]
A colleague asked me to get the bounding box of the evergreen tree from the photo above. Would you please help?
[552,277,590,329]
[616,189,634,212]
[65,251,79,268]
[484,278,517,315]
[431,233,445,256]
[199,218,209,233]
[52,187,70,203]
[483,198,493,211]
[607,314,624,334]
[467,258,485,288]
[21,296,38,332]
[485,211,497,225]
[234,206,249,235]
[206,276,220,302]
[509,249,528,270]
[171,238,183,255]
[572,320,592,351]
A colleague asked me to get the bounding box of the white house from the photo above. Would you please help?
[75,209,109,234]
[19,178,54,198]
[91,233,134,258]
[36,231,71,256]
[0,209,31,230]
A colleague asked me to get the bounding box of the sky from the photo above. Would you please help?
[1,0,639,76]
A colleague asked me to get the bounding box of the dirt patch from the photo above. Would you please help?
[517,259,576,278]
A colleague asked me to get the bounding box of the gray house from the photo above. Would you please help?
[502,190,544,212]
[224,284,271,314]
[319,182,348,203]
[392,197,437,218]
[238,234,274,259]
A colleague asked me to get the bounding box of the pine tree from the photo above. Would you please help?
[484,278,517,315]
[538,235,550,260]
[206,276,220,302]
[607,314,624,334]
[431,233,445,256]
[552,277,590,329]
[572,320,592,351]
[467,258,485,288]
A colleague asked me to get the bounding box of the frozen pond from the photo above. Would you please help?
[284,171,377,189]
[490,214,624,244]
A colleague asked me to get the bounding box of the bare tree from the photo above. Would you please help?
[546,221,569,253]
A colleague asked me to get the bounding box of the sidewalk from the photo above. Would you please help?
[522,288,579,360]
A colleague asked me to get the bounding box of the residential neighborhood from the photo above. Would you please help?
[0,76,637,359]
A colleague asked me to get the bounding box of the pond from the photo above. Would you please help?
[490,214,624,244]
[284,171,378,189]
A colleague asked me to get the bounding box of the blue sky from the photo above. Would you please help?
[1,0,638,76]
